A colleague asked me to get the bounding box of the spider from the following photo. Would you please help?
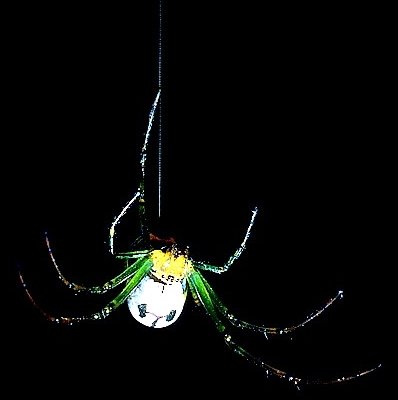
[19,90,380,389]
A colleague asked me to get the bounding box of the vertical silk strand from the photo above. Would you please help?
[158,0,162,218]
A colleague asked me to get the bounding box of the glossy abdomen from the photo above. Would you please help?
[127,270,188,328]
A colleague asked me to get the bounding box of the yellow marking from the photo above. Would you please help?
[150,249,193,281]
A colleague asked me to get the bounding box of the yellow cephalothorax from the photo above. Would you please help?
[150,249,193,283]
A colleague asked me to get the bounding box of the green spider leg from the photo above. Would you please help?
[109,90,161,255]
[195,268,344,338]
[187,269,381,388]
[44,232,150,294]
[27,92,160,299]
[18,257,153,325]
[194,207,258,274]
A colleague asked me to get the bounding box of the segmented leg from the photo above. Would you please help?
[109,90,161,255]
[18,258,153,325]
[115,251,152,260]
[45,234,151,293]
[225,336,381,388]
[109,191,141,255]
[188,270,381,387]
[197,269,343,337]
[194,207,258,274]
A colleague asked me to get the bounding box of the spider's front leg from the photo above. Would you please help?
[192,205,343,336]
[195,207,258,274]
[109,90,161,256]
[40,91,161,295]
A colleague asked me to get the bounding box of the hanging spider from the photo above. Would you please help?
[19,90,380,389]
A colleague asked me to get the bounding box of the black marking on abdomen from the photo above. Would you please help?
[138,304,147,318]
[166,310,176,322]
[137,306,178,327]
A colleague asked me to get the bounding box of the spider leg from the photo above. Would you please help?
[187,270,297,383]
[45,233,150,294]
[196,269,343,337]
[109,191,141,255]
[115,251,151,259]
[195,207,258,273]
[109,90,161,255]
[225,336,381,387]
[188,269,381,387]
[18,257,153,325]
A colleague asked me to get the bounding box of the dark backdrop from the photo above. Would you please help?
[5,2,389,398]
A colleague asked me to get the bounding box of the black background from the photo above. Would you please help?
[5,2,390,398]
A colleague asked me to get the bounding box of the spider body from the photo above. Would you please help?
[19,90,380,388]
[126,248,191,328]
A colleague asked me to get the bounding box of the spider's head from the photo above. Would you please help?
[169,243,190,259]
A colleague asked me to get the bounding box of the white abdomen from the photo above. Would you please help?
[127,272,188,328]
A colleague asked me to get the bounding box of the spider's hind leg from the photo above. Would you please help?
[187,269,381,387]
[18,257,153,325]
[187,269,298,384]
[194,268,344,337]
[224,334,381,388]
